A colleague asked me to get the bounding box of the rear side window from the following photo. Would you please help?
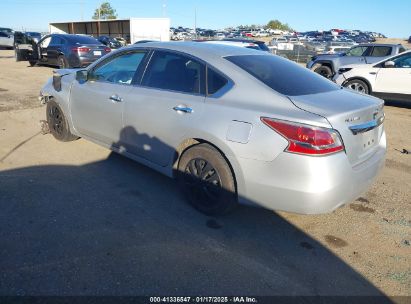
[142,51,205,95]
[370,46,392,57]
[226,55,338,96]
[207,68,228,95]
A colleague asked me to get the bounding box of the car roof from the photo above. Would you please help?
[126,41,264,58]
[357,43,403,47]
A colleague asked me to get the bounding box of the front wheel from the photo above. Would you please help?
[344,79,370,95]
[314,65,333,79]
[46,101,79,142]
[177,144,237,216]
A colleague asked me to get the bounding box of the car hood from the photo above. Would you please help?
[313,54,344,60]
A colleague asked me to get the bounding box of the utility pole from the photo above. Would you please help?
[194,7,197,39]
[82,0,85,21]
[162,0,167,17]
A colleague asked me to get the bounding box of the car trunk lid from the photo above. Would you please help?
[72,44,109,58]
[289,89,385,166]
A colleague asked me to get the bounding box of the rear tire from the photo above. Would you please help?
[57,55,69,69]
[177,144,237,216]
[344,79,370,95]
[29,60,36,67]
[46,100,79,142]
[314,65,333,79]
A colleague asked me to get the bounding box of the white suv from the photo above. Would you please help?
[334,50,411,103]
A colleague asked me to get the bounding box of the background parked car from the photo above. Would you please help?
[334,50,411,103]
[307,44,407,78]
[200,40,261,50]
[114,37,127,46]
[0,31,14,49]
[25,32,42,43]
[97,35,123,49]
[221,39,270,52]
[15,34,111,68]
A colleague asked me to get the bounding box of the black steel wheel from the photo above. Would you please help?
[314,65,333,79]
[178,144,237,215]
[46,101,79,142]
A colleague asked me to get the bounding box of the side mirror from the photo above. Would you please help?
[384,61,395,68]
[76,70,88,83]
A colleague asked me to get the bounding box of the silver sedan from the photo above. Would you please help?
[40,42,386,215]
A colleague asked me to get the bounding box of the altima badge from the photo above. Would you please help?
[345,116,360,123]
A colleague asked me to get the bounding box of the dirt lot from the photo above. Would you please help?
[0,49,410,299]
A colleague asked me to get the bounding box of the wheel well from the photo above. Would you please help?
[313,61,334,73]
[344,77,372,93]
[172,138,238,194]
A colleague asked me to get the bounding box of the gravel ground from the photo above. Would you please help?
[0,49,410,299]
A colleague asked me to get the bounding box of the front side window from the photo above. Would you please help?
[370,46,392,57]
[226,55,338,96]
[91,51,147,85]
[346,46,367,56]
[142,51,205,95]
[40,37,51,48]
[392,52,411,68]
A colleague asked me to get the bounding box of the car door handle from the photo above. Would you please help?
[369,72,377,75]
[173,106,193,114]
[109,95,123,103]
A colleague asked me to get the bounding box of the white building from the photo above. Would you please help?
[49,18,170,43]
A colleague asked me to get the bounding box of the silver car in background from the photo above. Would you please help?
[39,42,386,215]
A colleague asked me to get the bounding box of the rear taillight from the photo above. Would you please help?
[104,47,111,53]
[261,118,344,156]
[72,47,91,53]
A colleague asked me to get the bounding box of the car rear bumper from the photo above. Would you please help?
[237,131,386,214]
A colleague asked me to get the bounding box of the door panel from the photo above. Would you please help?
[122,50,206,167]
[70,50,149,146]
[123,87,205,167]
[70,81,128,146]
[374,52,411,94]
[374,68,411,94]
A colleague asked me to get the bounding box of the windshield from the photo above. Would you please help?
[225,55,339,96]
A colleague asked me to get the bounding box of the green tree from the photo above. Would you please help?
[92,2,117,20]
[267,19,294,32]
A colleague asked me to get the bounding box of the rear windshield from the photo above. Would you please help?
[66,35,101,45]
[225,55,339,96]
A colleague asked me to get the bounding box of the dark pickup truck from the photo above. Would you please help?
[306,43,407,78]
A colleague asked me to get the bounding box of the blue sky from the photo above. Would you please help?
[1,0,410,37]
